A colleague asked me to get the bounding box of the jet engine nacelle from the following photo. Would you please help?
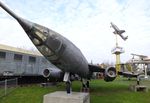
[104,67,117,82]
[42,68,63,79]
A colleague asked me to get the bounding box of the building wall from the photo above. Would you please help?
[0,49,52,76]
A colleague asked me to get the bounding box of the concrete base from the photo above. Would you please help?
[43,91,90,103]
[129,85,148,92]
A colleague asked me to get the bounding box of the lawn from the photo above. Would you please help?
[0,78,150,103]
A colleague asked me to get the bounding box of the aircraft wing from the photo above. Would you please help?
[118,71,138,78]
[88,64,105,72]
[88,64,117,82]
[118,30,125,34]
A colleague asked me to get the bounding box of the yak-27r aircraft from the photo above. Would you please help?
[0,1,117,93]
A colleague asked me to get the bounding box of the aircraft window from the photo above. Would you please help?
[29,56,36,63]
[35,30,47,41]
[0,51,6,59]
[37,45,53,56]
[32,38,42,46]
[34,23,44,31]
[14,54,22,61]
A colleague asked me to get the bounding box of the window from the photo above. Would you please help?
[14,54,22,61]
[0,51,6,59]
[29,56,36,63]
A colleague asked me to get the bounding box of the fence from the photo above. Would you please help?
[0,78,18,97]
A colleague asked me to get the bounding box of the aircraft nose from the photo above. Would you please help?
[0,1,32,33]
[17,18,33,33]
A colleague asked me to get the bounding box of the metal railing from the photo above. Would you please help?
[0,78,18,97]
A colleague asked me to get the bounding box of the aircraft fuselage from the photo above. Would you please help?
[27,23,90,78]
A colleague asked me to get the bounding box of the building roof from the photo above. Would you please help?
[0,44,42,56]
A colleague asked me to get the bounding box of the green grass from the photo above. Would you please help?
[90,79,150,103]
[0,78,150,103]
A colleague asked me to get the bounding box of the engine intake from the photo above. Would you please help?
[104,67,117,82]
[42,68,62,79]
[43,68,51,78]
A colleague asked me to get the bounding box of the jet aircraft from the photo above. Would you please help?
[0,1,117,93]
[118,53,150,84]
[110,22,128,41]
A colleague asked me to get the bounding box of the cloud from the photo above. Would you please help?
[0,0,150,63]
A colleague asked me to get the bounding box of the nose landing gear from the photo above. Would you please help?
[81,79,90,92]
[63,72,72,94]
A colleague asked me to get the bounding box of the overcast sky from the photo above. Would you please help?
[0,0,150,64]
